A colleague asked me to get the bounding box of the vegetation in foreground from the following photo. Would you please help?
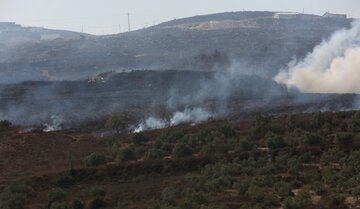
[2,111,360,208]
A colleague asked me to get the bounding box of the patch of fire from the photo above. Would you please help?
[18,129,27,143]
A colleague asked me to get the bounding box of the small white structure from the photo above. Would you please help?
[40,34,61,41]
[0,22,20,29]
[274,12,300,20]
[323,12,347,19]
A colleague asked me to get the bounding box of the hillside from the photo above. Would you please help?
[0,11,353,83]
[2,111,360,208]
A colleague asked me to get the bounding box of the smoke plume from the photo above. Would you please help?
[134,107,213,133]
[275,21,360,94]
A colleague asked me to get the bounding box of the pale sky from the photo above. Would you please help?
[0,0,359,35]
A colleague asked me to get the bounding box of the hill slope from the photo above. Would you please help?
[0,11,352,83]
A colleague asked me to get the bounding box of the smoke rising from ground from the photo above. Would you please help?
[134,107,213,133]
[275,21,360,94]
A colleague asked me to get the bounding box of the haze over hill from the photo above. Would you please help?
[0,11,353,84]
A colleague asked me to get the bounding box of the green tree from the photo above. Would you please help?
[334,133,354,145]
[115,148,136,162]
[253,109,271,134]
[266,133,287,149]
[84,152,106,167]
[105,114,124,134]
[172,143,193,158]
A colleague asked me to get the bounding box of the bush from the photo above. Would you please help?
[161,187,178,205]
[89,198,107,209]
[55,173,76,188]
[144,148,164,160]
[266,133,287,149]
[105,114,125,134]
[50,202,70,209]
[311,182,326,195]
[238,137,254,151]
[0,183,33,209]
[218,123,236,138]
[48,188,66,202]
[302,133,323,145]
[171,143,193,158]
[334,133,354,145]
[72,199,84,209]
[134,146,147,157]
[328,193,346,206]
[85,186,106,198]
[246,185,265,203]
[115,148,136,162]
[84,152,106,167]
[253,110,271,134]
[274,181,292,197]
[0,120,11,127]
[130,133,149,145]
[348,113,360,132]
[284,198,300,209]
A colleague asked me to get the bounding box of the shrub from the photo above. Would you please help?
[144,148,164,160]
[50,202,70,209]
[266,133,287,149]
[312,112,329,129]
[105,114,124,134]
[55,173,76,188]
[115,148,136,162]
[89,198,107,209]
[253,110,271,134]
[246,185,265,203]
[161,187,178,205]
[0,120,11,127]
[274,181,292,197]
[238,137,254,151]
[72,199,84,209]
[130,133,149,145]
[84,152,106,167]
[85,186,106,198]
[172,143,193,158]
[328,193,346,206]
[264,193,280,207]
[284,198,300,209]
[218,123,236,138]
[134,146,147,157]
[295,190,311,207]
[237,181,251,195]
[161,143,173,154]
[48,188,66,202]
[298,152,312,163]
[311,182,326,195]
[0,183,33,209]
[348,113,360,132]
[334,132,354,145]
[302,133,323,145]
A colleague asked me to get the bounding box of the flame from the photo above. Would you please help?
[18,129,24,135]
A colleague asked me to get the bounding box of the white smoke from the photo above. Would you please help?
[170,107,212,125]
[43,115,65,132]
[134,117,167,133]
[134,107,212,133]
[274,21,360,94]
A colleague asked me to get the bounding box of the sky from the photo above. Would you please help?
[0,0,359,35]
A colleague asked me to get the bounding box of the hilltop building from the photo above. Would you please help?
[0,22,20,29]
[273,12,300,19]
[323,12,347,19]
